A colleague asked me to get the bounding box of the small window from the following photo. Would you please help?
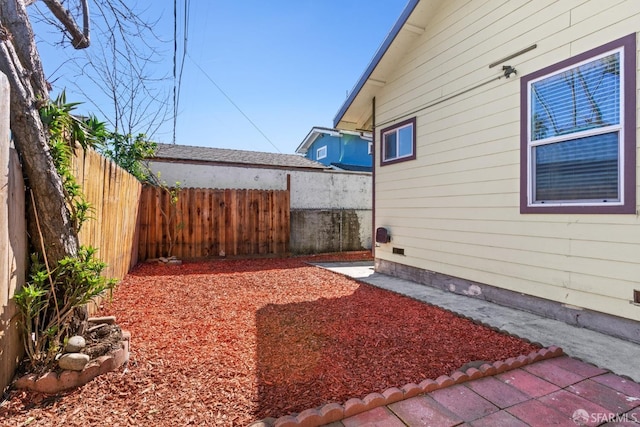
[316,145,327,160]
[380,117,416,165]
[368,141,373,155]
[520,34,636,214]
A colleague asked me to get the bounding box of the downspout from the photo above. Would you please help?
[371,97,376,258]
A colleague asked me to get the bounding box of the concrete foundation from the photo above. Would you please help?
[376,258,640,345]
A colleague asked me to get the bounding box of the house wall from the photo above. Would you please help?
[308,134,372,167]
[373,0,640,322]
[308,135,341,165]
[339,134,372,167]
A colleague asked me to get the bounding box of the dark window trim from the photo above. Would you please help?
[380,117,417,166]
[520,33,636,214]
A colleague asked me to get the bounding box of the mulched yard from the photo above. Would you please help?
[1,252,540,426]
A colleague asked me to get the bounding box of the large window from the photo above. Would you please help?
[520,34,636,214]
[380,117,416,165]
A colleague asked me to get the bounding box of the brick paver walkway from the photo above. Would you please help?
[328,356,640,426]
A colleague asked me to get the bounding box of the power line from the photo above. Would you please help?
[172,0,177,144]
[172,0,190,145]
[175,0,190,125]
[187,53,282,153]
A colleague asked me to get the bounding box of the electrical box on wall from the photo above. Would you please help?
[375,227,390,243]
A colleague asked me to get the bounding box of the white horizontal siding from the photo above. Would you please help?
[374,0,640,321]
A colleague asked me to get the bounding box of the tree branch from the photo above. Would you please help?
[41,0,90,49]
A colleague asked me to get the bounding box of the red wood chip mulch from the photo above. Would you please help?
[0,253,540,426]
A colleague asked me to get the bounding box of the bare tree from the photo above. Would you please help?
[31,0,171,139]
[1,0,168,263]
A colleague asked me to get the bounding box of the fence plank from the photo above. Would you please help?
[203,190,212,257]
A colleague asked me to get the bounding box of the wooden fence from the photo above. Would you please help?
[72,147,142,311]
[138,186,290,260]
[1,146,27,392]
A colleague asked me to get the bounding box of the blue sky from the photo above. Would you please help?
[32,1,408,154]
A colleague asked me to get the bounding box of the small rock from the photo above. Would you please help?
[59,353,90,371]
[65,336,86,353]
[167,259,182,265]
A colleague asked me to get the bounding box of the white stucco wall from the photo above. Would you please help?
[289,170,371,209]
[148,160,371,210]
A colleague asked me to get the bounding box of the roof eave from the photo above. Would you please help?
[332,0,420,129]
[295,127,336,154]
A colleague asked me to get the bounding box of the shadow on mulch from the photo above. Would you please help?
[254,282,540,419]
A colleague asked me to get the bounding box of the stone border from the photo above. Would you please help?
[14,330,131,394]
[249,346,564,427]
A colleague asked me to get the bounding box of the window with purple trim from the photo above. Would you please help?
[521,34,636,214]
[381,117,416,165]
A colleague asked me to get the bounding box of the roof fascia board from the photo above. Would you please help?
[333,0,420,128]
[295,127,341,154]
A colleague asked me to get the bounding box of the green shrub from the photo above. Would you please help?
[14,247,116,369]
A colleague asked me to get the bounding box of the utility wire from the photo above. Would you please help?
[175,0,190,124]
[187,53,282,153]
[172,0,177,144]
[172,0,190,145]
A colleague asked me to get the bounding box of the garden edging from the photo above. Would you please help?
[13,330,130,394]
[249,346,564,427]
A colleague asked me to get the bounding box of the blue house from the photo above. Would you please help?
[295,127,372,172]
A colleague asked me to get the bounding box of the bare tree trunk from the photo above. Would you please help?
[0,1,78,263]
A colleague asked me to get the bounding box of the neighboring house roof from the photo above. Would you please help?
[151,143,327,170]
[330,163,372,173]
[333,0,430,130]
[295,127,372,155]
